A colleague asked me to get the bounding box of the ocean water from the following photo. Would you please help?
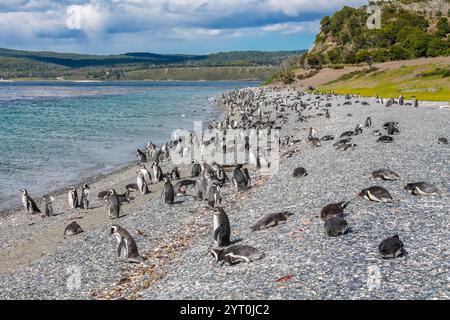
[0,81,257,210]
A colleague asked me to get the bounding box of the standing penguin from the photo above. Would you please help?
[136,172,149,195]
[68,187,78,209]
[151,162,163,183]
[365,117,372,128]
[79,183,90,210]
[136,149,146,163]
[213,207,231,247]
[20,189,41,214]
[41,194,55,217]
[232,164,250,191]
[207,180,222,209]
[106,189,121,219]
[140,164,152,185]
[161,175,175,205]
[110,225,145,263]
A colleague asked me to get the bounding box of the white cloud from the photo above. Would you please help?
[262,20,321,35]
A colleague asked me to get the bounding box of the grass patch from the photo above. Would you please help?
[319,64,450,101]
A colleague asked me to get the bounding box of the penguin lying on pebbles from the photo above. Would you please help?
[251,212,293,231]
[358,186,393,203]
[438,137,448,145]
[377,136,394,143]
[379,235,404,259]
[293,167,307,178]
[324,216,348,236]
[320,202,349,221]
[210,245,265,266]
[372,169,400,181]
[405,182,440,196]
[321,135,335,141]
[64,221,83,237]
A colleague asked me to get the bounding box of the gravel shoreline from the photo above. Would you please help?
[0,88,448,299]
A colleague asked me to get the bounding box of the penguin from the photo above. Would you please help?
[64,221,83,238]
[358,186,393,203]
[340,131,354,138]
[171,166,181,180]
[251,211,293,231]
[161,175,175,205]
[333,138,352,148]
[414,99,418,108]
[377,136,394,143]
[207,180,222,209]
[136,149,146,163]
[232,164,250,191]
[125,183,139,192]
[379,235,404,259]
[308,127,318,142]
[241,167,251,188]
[324,216,348,236]
[337,143,357,151]
[321,135,335,141]
[385,123,400,135]
[320,201,349,221]
[210,245,265,266]
[140,164,152,185]
[213,207,231,247]
[438,137,448,145]
[292,167,307,178]
[79,183,90,210]
[364,117,372,128]
[404,182,440,196]
[191,162,202,177]
[151,162,163,183]
[372,169,400,181]
[106,189,121,219]
[354,124,363,135]
[136,172,149,195]
[399,95,404,106]
[41,194,54,217]
[110,225,145,263]
[68,187,78,209]
[20,189,41,214]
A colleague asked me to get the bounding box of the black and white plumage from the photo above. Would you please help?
[251,211,293,231]
[161,175,175,205]
[213,207,231,247]
[358,186,393,203]
[379,235,404,259]
[41,194,54,217]
[207,180,222,208]
[232,164,250,191]
[106,189,121,219]
[324,216,348,236]
[68,187,78,209]
[20,189,41,214]
[136,172,149,195]
[438,137,448,145]
[64,221,83,237]
[110,225,145,263]
[404,182,440,196]
[79,183,90,210]
[210,245,265,266]
[320,201,349,221]
[372,169,400,181]
[377,135,394,143]
[292,167,307,178]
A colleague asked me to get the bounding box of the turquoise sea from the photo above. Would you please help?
[0,81,257,210]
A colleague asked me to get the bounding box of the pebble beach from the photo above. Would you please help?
[0,87,449,300]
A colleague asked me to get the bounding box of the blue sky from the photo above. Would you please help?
[0,0,367,54]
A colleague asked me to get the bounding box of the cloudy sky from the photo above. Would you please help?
[0,0,367,54]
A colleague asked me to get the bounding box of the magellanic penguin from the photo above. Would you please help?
[161,175,175,205]
[20,189,41,214]
[42,194,55,217]
[379,235,404,259]
[377,136,394,143]
[365,117,372,128]
[372,169,400,181]
[191,161,202,177]
[438,137,448,145]
[210,245,265,266]
[324,216,348,236]
[251,211,293,231]
[68,187,78,209]
[136,172,149,195]
[404,182,440,196]
[106,189,121,219]
[79,183,90,210]
[140,164,152,184]
[171,166,181,180]
[64,221,83,238]
[110,225,145,263]
[207,180,222,208]
[151,162,163,183]
[136,148,146,163]
[292,167,307,178]
[213,207,231,247]
[320,202,349,221]
[358,186,393,203]
[232,164,250,191]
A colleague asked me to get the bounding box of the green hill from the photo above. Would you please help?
[0,48,306,80]
[300,0,450,67]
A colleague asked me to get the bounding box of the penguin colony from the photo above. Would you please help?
[17,88,447,268]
